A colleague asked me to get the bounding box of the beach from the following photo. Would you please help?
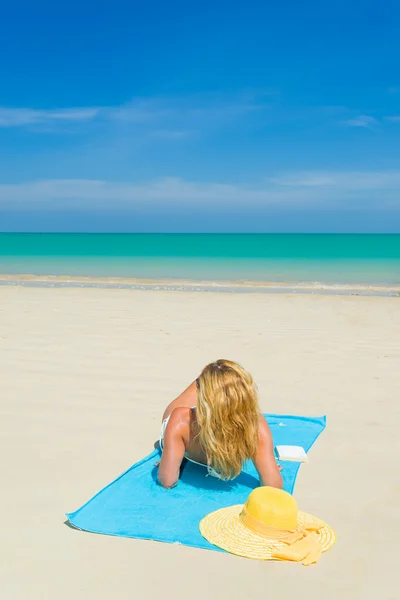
[1,284,399,600]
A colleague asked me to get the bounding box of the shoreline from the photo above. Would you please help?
[0,272,399,296]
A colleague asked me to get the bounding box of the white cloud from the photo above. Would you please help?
[0,178,276,207]
[109,100,171,123]
[0,107,101,127]
[343,115,378,129]
[108,92,268,126]
[1,170,400,212]
[271,170,400,189]
[385,116,400,122]
[0,92,269,133]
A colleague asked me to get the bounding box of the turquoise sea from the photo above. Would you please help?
[0,233,399,287]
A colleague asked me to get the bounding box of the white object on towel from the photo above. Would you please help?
[275,445,308,462]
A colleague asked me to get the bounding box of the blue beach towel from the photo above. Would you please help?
[66,414,326,551]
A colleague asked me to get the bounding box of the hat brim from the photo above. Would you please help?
[200,504,336,561]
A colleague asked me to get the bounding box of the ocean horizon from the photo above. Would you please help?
[0,233,399,287]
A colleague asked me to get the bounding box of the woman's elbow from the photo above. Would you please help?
[157,473,178,489]
[262,472,283,489]
[273,474,284,489]
[271,471,284,489]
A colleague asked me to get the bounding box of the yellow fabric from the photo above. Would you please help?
[240,504,323,565]
[272,529,322,566]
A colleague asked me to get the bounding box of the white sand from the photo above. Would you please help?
[0,286,399,599]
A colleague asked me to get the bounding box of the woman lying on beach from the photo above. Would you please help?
[158,359,283,489]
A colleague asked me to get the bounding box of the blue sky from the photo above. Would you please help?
[0,0,399,232]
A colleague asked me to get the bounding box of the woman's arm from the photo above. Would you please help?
[157,408,187,488]
[253,416,283,489]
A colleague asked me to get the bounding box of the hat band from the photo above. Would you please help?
[240,507,299,540]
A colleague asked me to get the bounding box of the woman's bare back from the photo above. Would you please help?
[158,379,283,488]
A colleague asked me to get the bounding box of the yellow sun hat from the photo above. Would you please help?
[200,486,336,566]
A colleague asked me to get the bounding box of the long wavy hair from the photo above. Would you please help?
[196,359,260,480]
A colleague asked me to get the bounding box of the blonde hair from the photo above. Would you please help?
[196,359,260,480]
